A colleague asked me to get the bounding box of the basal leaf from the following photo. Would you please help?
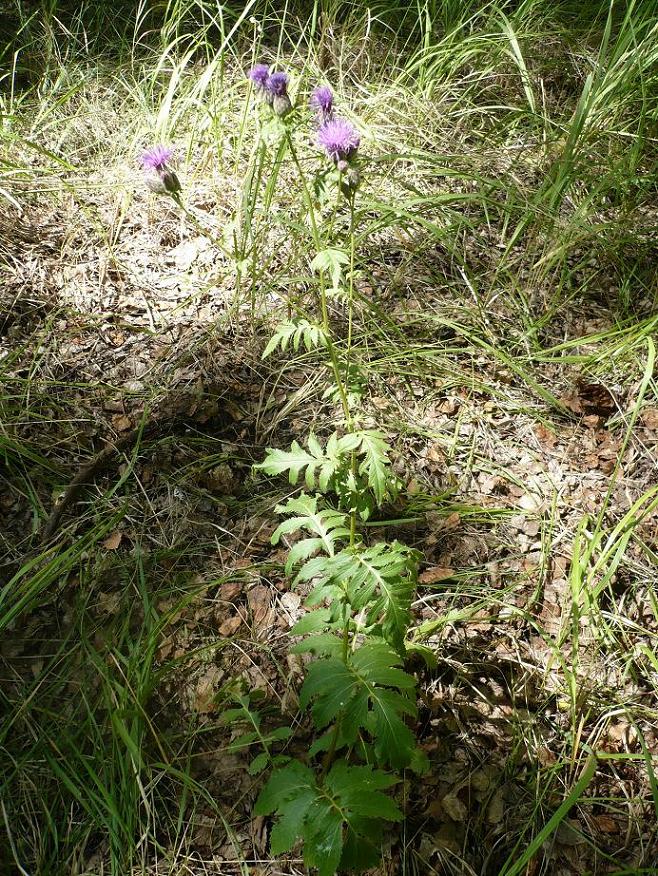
[299,642,418,767]
[325,759,399,793]
[270,792,316,855]
[304,803,344,876]
[254,761,315,817]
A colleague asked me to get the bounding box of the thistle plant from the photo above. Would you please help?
[138,71,423,874]
[249,75,425,875]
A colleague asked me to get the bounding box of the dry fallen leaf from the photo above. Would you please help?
[561,379,615,422]
[534,423,557,448]
[247,584,273,631]
[218,615,242,636]
[486,788,506,825]
[594,814,619,833]
[194,666,224,714]
[219,581,242,601]
[444,512,461,530]
[102,531,122,550]
[641,407,658,430]
[441,793,468,822]
[112,414,132,432]
[419,566,455,584]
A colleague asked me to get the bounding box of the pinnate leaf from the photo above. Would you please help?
[255,760,401,876]
[299,641,417,768]
[356,430,399,505]
[295,541,419,653]
[270,494,349,571]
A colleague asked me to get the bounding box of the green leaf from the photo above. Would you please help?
[298,542,419,653]
[256,441,317,485]
[262,320,297,358]
[290,633,343,656]
[255,760,401,874]
[263,319,328,359]
[255,761,314,813]
[290,608,332,636]
[356,430,398,506]
[270,495,349,569]
[270,793,317,855]
[248,752,269,775]
[310,248,349,288]
[304,805,344,876]
[371,689,418,769]
[300,657,354,724]
[299,641,418,768]
[270,726,294,741]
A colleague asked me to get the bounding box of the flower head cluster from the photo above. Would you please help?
[316,117,360,163]
[248,64,292,117]
[140,145,181,195]
[141,145,172,170]
[310,85,333,122]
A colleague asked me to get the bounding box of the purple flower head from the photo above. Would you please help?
[141,145,173,171]
[265,71,289,97]
[248,63,269,89]
[311,86,333,121]
[317,117,360,163]
[140,145,180,195]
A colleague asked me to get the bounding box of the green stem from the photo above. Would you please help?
[170,193,232,260]
[285,129,352,425]
[345,196,356,393]
[321,601,351,777]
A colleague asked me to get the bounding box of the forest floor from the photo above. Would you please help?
[2,10,658,876]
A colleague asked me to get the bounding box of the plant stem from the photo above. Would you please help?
[170,193,232,260]
[321,601,351,778]
[285,129,352,425]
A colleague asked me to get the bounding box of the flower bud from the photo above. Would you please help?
[273,93,292,117]
[340,166,361,196]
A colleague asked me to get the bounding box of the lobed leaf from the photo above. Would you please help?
[299,641,418,768]
[255,759,401,876]
[262,319,328,359]
[271,494,349,564]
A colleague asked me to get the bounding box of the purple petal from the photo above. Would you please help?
[311,85,333,115]
[316,118,360,162]
[248,63,269,87]
[265,71,289,97]
[141,145,173,170]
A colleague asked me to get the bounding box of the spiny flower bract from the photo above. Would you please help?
[317,118,360,162]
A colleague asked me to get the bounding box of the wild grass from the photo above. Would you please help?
[1,0,657,873]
